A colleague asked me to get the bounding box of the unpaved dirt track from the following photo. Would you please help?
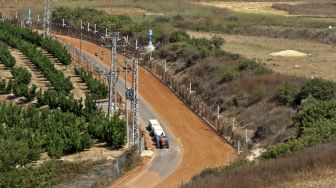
[54,34,236,188]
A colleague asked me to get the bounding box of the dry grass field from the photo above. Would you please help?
[188,30,336,81]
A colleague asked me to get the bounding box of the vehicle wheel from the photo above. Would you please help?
[159,141,163,149]
[166,141,169,148]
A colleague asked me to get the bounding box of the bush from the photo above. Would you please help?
[276,81,299,105]
[0,25,73,94]
[0,160,86,187]
[0,79,13,94]
[169,30,190,43]
[13,83,29,98]
[11,67,31,85]
[24,84,37,101]
[295,78,336,103]
[0,42,15,67]
[263,98,336,158]
[210,36,224,49]
[220,65,238,82]
[74,67,108,100]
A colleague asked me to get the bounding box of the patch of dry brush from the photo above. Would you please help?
[182,143,336,188]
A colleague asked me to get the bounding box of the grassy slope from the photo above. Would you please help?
[182,143,336,188]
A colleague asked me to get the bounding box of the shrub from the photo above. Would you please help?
[210,36,224,49]
[276,81,299,105]
[74,67,108,100]
[295,78,336,103]
[0,42,15,67]
[24,84,37,101]
[220,65,238,82]
[263,99,336,158]
[11,67,31,85]
[12,83,29,98]
[169,30,190,43]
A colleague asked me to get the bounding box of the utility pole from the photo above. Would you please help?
[131,40,139,146]
[1,0,4,20]
[124,59,131,148]
[108,33,118,116]
[43,0,50,38]
[217,105,222,120]
[78,32,82,64]
[189,82,195,95]
[62,18,65,27]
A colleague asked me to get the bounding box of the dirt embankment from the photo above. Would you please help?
[54,34,236,187]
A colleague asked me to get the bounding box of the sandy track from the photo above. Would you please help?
[54,34,236,187]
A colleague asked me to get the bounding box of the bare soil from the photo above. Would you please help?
[61,141,125,163]
[54,34,236,188]
[96,7,145,15]
[10,48,50,91]
[188,30,336,81]
[196,1,299,16]
[0,63,13,80]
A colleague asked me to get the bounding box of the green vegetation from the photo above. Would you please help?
[53,7,132,32]
[276,81,299,106]
[11,67,31,85]
[0,42,37,100]
[0,42,15,67]
[106,0,336,44]
[0,104,92,160]
[53,7,156,43]
[296,78,336,103]
[75,67,108,100]
[0,28,73,94]
[0,22,127,186]
[0,21,72,65]
[263,98,336,158]
[0,160,87,187]
[264,78,336,158]
[158,30,224,65]
[183,143,336,188]
[0,79,13,94]
[0,99,126,170]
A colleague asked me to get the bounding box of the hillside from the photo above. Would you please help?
[182,143,336,188]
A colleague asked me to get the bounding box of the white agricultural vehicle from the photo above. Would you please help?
[148,119,169,149]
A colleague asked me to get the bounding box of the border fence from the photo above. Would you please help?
[14,19,248,157]
[52,21,248,158]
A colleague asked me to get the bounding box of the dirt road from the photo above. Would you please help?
[55,34,236,187]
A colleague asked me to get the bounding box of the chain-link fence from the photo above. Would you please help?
[141,59,249,158]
